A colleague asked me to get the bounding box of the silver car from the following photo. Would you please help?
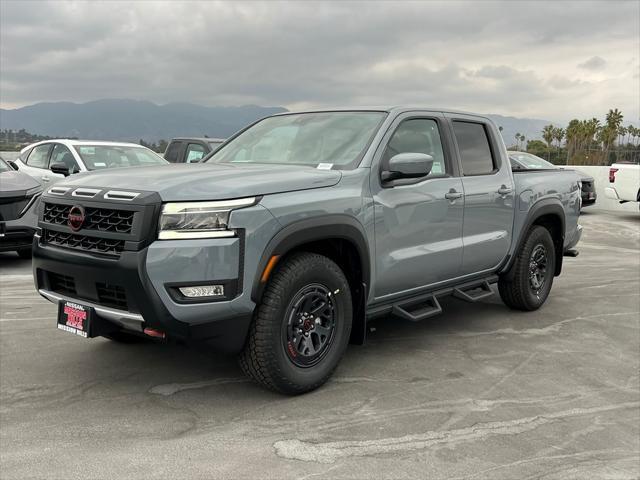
[0,157,42,258]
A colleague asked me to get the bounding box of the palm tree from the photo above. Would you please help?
[551,127,564,164]
[542,125,555,161]
[599,109,624,164]
[520,134,526,151]
[565,119,580,163]
[618,126,627,146]
[514,132,521,150]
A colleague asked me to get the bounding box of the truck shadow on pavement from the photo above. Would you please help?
[82,293,517,399]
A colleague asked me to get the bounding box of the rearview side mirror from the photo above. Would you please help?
[50,162,71,177]
[6,160,18,171]
[382,153,434,182]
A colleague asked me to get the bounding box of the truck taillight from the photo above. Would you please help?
[609,168,618,183]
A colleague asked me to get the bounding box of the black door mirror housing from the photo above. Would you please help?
[382,153,434,182]
[6,160,19,171]
[50,162,71,177]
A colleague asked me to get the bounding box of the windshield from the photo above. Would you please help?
[509,152,557,169]
[0,158,10,173]
[73,145,168,171]
[206,111,386,169]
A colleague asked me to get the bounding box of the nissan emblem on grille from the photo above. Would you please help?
[67,205,86,232]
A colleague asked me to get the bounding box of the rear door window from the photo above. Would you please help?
[185,143,207,163]
[26,144,52,169]
[452,121,496,176]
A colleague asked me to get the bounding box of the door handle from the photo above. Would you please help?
[41,176,50,182]
[497,185,512,196]
[445,189,463,201]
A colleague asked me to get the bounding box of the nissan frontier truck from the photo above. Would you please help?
[32,108,583,394]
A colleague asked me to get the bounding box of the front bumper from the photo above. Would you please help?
[33,234,255,353]
[0,197,38,252]
[0,223,35,252]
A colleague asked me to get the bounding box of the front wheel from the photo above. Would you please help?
[499,225,556,311]
[239,252,352,395]
[16,248,32,259]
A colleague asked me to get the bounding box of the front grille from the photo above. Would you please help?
[43,203,134,234]
[49,272,77,296]
[96,283,128,311]
[43,229,125,255]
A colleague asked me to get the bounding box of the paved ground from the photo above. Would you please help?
[1,209,639,479]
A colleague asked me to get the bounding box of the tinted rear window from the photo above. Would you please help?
[453,121,496,176]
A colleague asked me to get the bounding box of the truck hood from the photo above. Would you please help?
[58,163,342,201]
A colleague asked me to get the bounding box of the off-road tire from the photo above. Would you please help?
[499,225,555,311]
[239,252,352,395]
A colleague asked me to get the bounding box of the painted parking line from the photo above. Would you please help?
[0,317,52,322]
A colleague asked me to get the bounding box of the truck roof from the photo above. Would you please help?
[270,106,494,121]
[170,137,225,143]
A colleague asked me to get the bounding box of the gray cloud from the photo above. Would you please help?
[577,56,607,70]
[1,1,638,122]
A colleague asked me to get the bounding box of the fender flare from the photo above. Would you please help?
[501,199,566,278]
[250,214,371,303]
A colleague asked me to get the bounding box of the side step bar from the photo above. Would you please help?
[367,275,498,322]
[453,280,494,302]
[392,294,442,322]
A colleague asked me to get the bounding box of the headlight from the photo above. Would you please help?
[158,197,256,240]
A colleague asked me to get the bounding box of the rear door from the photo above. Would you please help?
[448,115,515,275]
[371,112,464,300]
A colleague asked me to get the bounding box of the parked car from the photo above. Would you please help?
[33,108,582,394]
[605,163,640,205]
[14,140,168,186]
[163,137,225,163]
[508,151,596,207]
[0,157,41,258]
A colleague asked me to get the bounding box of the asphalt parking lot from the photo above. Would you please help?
[1,209,638,479]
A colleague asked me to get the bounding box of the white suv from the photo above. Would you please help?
[15,140,168,186]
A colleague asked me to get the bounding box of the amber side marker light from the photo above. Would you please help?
[261,255,280,282]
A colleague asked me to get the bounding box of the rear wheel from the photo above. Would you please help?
[499,225,555,311]
[239,252,352,395]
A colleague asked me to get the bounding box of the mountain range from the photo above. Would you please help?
[0,99,550,145]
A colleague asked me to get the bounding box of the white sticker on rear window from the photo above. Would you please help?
[317,163,333,170]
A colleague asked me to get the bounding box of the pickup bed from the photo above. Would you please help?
[605,163,640,204]
[32,108,583,394]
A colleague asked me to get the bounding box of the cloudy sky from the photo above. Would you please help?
[1,0,638,122]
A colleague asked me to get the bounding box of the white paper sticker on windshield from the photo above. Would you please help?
[317,163,333,170]
[94,162,106,167]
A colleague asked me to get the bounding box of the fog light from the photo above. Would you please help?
[178,285,225,297]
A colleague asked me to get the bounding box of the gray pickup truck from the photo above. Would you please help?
[32,108,582,394]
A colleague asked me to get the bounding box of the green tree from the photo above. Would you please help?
[542,125,555,160]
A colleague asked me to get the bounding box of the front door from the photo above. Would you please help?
[371,113,464,300]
